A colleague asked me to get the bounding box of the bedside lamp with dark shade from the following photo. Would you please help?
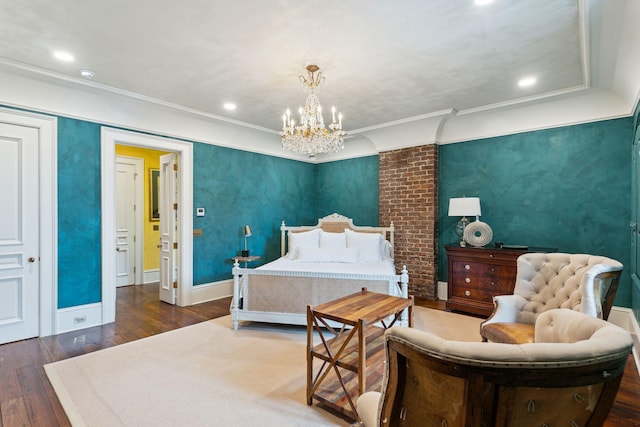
[242,225,252,257]
[448,197,481,246]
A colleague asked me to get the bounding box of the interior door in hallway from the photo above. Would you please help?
[115,157,143,287]
[0,122,39,344]
[159,152,178,304]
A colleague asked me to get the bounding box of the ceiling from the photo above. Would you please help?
[0,1,625,137]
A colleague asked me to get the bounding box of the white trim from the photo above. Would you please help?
[0,107,57,337]
[190,280,234,305]
[102,128,194,325]
[608,306,640,375]
[0,57,276,136]
[144,269,160,284]
[349,109,455,134]
[56,303,102,334]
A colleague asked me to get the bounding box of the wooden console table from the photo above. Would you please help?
[306,288,414,422]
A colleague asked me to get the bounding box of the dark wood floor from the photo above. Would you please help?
[0,285,638,426]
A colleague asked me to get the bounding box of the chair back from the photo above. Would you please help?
[513,253,622,324]
[362,310,632,427]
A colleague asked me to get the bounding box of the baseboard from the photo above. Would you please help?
[437,281,448,300]
[56,303,103,334]
[608,306,640,375]
[144,269,159,284]
[190,279,233,305]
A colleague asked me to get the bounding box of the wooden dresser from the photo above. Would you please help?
[445,244,555,317]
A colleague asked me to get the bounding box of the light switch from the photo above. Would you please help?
[196,207,205,217]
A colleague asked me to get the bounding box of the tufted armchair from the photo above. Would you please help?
[356,309,632,427]
[480,252,622,344]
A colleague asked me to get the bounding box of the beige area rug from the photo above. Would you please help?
[45,307,483,427]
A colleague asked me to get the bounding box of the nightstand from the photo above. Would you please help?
[233,255,260,268]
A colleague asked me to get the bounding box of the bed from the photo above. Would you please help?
[230,213,409,329]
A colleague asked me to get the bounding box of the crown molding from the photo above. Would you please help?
[0,57,277,136]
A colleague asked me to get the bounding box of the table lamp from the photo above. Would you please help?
[242,225,252,257]
[448,197,481,246]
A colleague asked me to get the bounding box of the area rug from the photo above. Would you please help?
[44,307,483,426]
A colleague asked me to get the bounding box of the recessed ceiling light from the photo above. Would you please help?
[475,0,495,5]
[80,69,95,79]
[53,50,75,62]
[518,77,537,87]
[223,102,237,111]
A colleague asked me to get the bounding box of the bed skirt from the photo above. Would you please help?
[231,267,409,330]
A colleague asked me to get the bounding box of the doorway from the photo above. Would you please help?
[0,108,56,341]
[101,127,194,325]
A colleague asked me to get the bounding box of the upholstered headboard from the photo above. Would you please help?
[280,212,395,257]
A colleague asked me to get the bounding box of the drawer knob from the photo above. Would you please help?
[489,254,494,258]
[465,277,471,283]
[465,264,470,270]
[491,281,496,286]
[465,290,471,296]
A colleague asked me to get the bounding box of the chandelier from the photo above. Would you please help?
[280,65,346,157]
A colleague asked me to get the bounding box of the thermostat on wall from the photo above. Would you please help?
[196,208,205,217]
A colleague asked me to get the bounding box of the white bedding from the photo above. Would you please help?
[257,256,397,276]
[230,213,409,329]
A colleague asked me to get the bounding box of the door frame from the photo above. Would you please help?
[101,127,193,324]
[0,107,57,337]
[115,155,144,286]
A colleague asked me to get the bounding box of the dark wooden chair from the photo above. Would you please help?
[356,309,632,426]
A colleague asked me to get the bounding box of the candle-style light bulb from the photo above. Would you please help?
[338,113,343,129]
[331,106,336,123]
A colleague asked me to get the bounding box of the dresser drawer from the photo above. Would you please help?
[450,285,495,304]
[450,261,515,294]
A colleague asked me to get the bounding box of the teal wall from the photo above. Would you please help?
[315,156,380,225]
[18,105,640,310]
[58,117,103,308]
[193,145,316,283]
[53,113,376,308]
[438,118,633,307]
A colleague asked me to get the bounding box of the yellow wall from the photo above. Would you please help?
[115,145,170,271]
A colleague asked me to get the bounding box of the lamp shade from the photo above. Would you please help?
[448,197,481,217]
[244,225,252,237]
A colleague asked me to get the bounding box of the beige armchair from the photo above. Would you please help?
[480,252,622,344]
[356,309,632,427]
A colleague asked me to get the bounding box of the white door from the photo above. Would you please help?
[115,161,137,287]
[159,153,178,304]
[0,123,39,345]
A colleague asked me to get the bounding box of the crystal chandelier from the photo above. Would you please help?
[281,65,346,157]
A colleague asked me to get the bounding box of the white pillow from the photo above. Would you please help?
[320,232,347,249]
[381,240,393,260]
[345,229,383,263]
[296,247,359,263]
[287,229,321,259]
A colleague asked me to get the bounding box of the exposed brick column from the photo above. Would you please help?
[379,144,438,299]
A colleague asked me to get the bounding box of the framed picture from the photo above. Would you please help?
[150,169,160,221]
